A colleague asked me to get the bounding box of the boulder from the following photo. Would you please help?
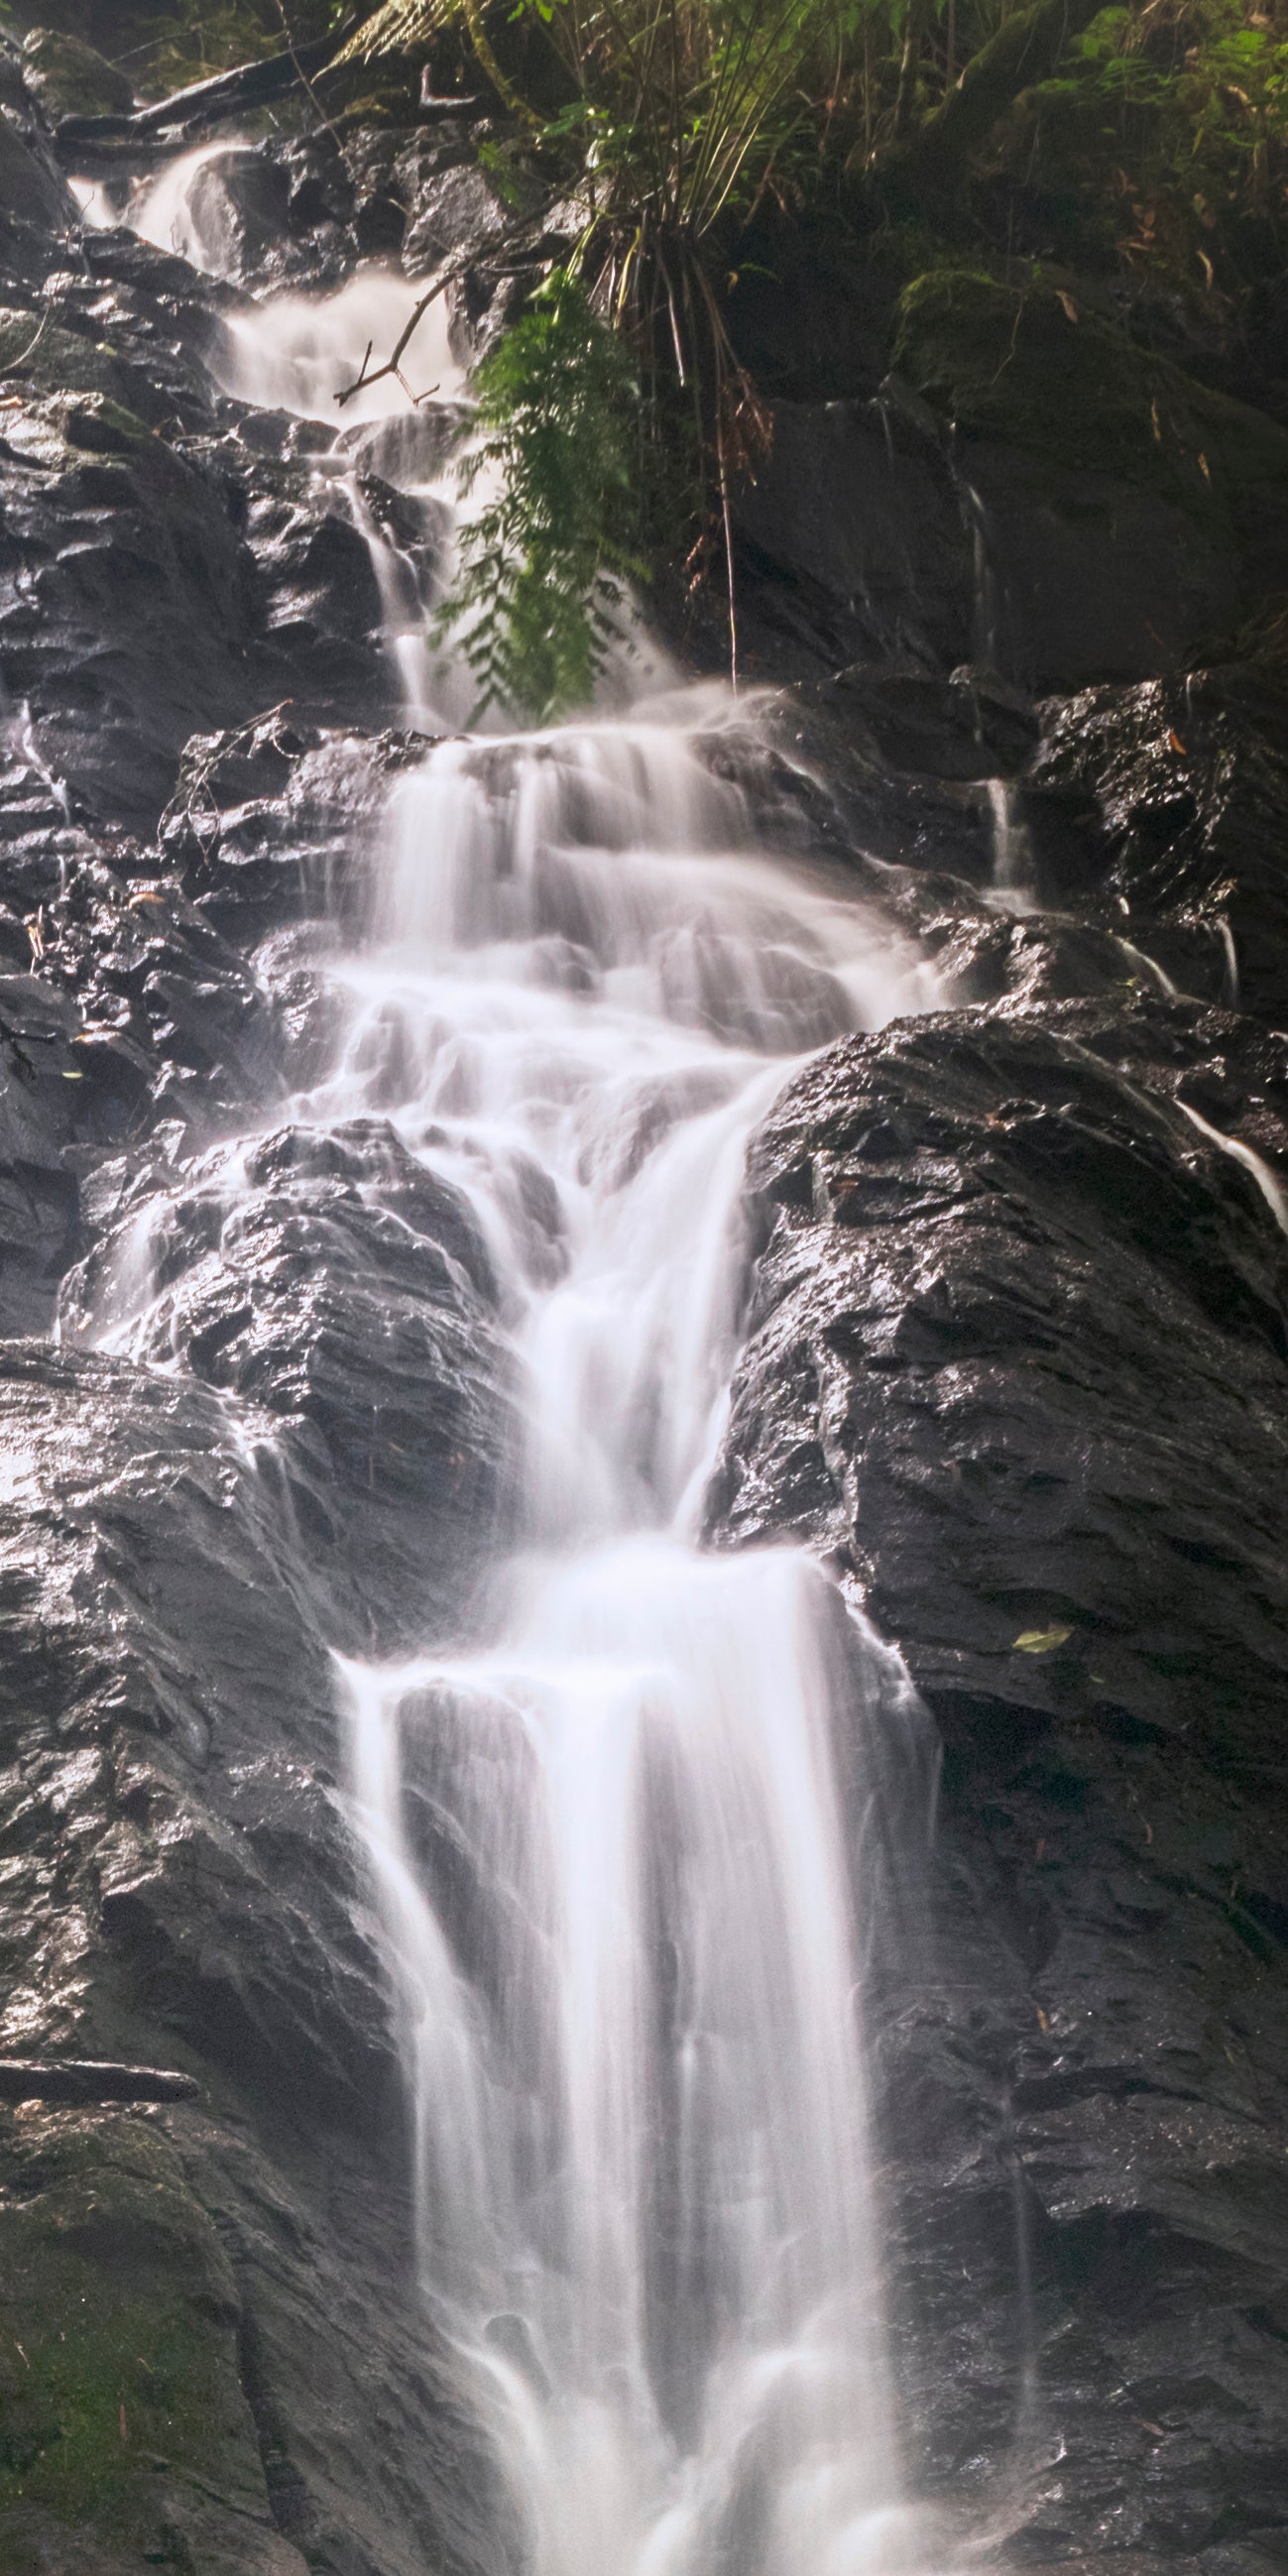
[708,1000,1288,2557]
[709,1003,1288,1767]
[403,159,515,277]
[181,146,293,288]
[735,276,1288,694]
[0,1340,511,2576]
[59,1116,522,1654]
[21,26,134,120]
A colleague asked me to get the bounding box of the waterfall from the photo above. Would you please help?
[323,706,941,2576]
[68,163,947,2572]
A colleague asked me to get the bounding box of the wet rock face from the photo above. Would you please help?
[734,276,1288,694]
[61,1116,521,1654]
[0,387,259,829]
[1022,665,1288,1022]
[0,1344,512,2576]
[710,1004,1288,1758]
[708,1003,1288,2562]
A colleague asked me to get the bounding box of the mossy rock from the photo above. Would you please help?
[331,82,417,134]
[892,270,1288,537]
[21,27,135,119]
[0,308,138,410]
[0,2109,289,2569]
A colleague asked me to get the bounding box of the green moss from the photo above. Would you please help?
[0,2114,265,2550]
[892,267,1288,532]
[57,392,155,452]
[0,310,135,409]
[331,82,417,131]
[21,28,135,119]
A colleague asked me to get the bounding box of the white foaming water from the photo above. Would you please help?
[115,146,466,422]
[308,701,943,2576]
[129,141,248,268]
[984,777,1035,907]
[215,267,466,424]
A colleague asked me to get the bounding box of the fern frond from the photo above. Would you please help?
[333,0,458,65]
[434,269,643,725]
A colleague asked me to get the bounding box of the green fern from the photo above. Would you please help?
[333,0,448,54]
[433,269,644,725]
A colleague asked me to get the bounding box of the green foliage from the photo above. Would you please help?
[1026,0,1288,288]
[349,0,1288,708]
[433,268,644,722]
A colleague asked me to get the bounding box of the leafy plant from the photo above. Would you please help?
[432,266,644,721]
[341,0,1288,716]
[1027,0,1288,289]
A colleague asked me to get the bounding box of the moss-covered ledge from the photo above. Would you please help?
[891,269,1288,540]
[0,2108,305,2574]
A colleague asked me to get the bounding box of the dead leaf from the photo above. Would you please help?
[1168,729,1187,756]
[1036,2007,1049,2032]
[127,890,167,908]
[1056,290,1079,323]
[1197,451,1211,481]
[1012,1626,1072,1655]
[1150,396,1162,445]
[1198,249,1215,290]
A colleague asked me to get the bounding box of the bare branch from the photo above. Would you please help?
[334,278,452,409]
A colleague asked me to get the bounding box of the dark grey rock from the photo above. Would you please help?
[1023,664,1288,1021]
[59,1113,522,1655]
[21,26,134,121]
[708,998,1288,2558]
[182,145,292,288]
[403,160,514,278]
[735,395,974,677]
[0,1340,513,2576]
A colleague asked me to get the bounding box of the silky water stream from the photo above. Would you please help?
[330,720,943,2576]
[71,167,953,2576]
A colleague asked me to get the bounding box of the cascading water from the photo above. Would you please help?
[327,710,941,2576]
[67,154,948,2575]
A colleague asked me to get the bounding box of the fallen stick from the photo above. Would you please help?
[53,13,360,157]
[0,2060,200,2105]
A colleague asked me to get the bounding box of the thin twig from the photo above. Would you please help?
[272,0,353,174]
[334,276,451,407]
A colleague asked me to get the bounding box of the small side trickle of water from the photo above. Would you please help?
[984,776,1035,904]
[1178,1097,1288,1235]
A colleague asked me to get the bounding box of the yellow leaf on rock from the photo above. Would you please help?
[1012,1625,1073,1654]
